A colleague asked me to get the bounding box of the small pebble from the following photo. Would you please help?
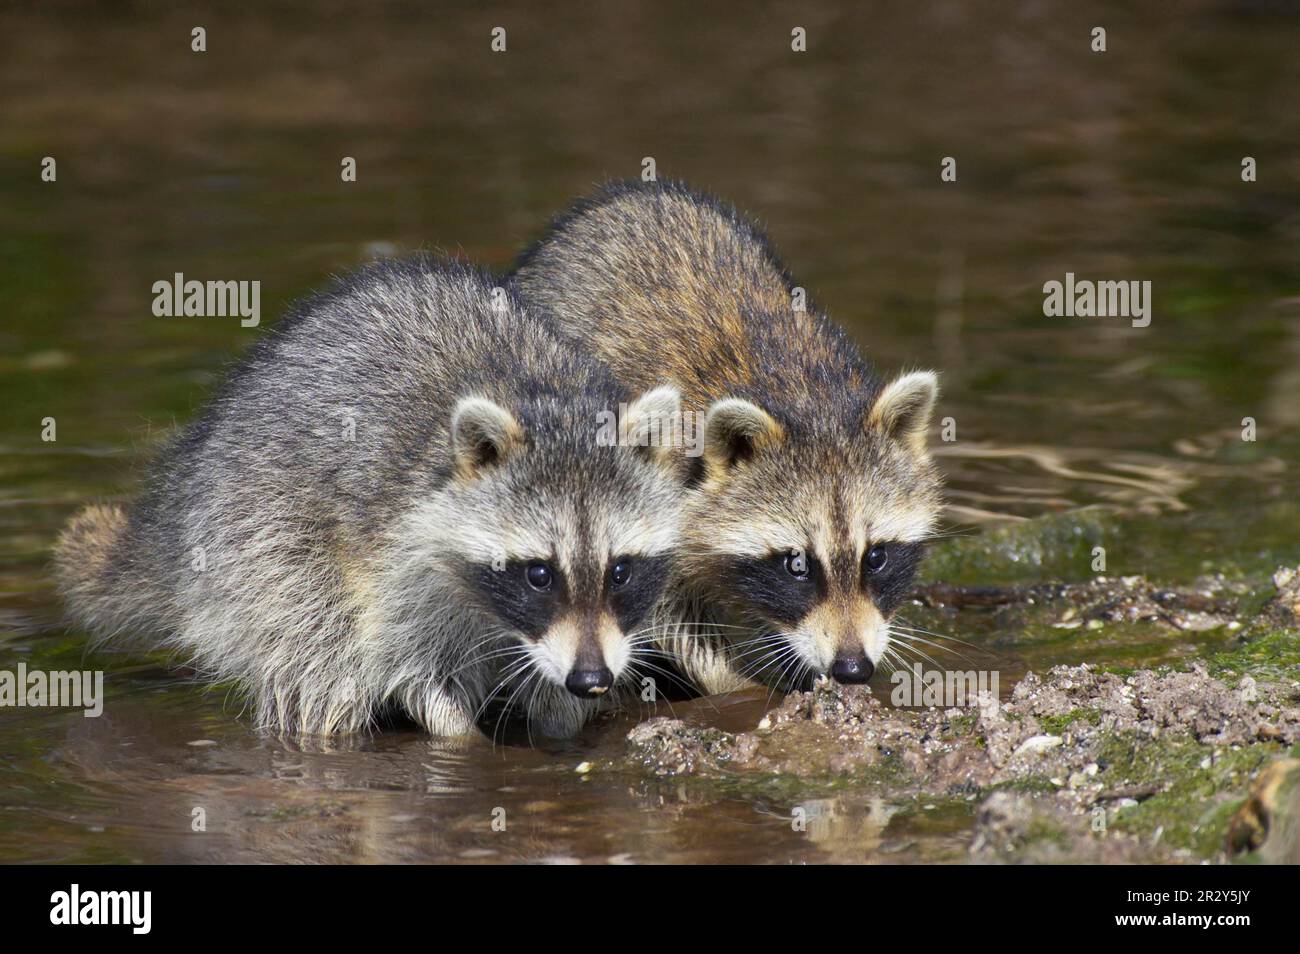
[1015,735,1063,757]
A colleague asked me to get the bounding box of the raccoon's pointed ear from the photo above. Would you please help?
[621,385,683,468]
[869,371,939,456]
[451,396,524,479]
[704,398,784,472]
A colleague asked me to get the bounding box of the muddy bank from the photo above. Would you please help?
[619,569,1300,863]
[913,562,1300,635]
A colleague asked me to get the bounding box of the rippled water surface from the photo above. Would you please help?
[2,1,1298,862]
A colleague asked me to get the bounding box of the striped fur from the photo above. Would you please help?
[55,257,684,738]
[512,181,943,691]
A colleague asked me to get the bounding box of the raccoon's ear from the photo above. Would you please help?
[704,398,784,472]
[869,370,939,457]
[621,385,683,468]
[451,396,524,478]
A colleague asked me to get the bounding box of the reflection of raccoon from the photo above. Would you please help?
[512,181,943,692]
[55,258,684,738]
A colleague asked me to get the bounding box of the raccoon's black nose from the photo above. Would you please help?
[565,667,614,698]
[830,654,874,684]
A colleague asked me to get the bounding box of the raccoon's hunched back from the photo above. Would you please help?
[511,179,879,413]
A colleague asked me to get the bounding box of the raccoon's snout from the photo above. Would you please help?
[830,653,874,685]
[565,667,614,698]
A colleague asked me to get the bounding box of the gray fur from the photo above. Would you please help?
[55,257,683,738]
[511,181,944,691]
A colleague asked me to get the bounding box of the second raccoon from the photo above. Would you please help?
[512,181,944,693]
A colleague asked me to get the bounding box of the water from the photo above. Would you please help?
[1,0,1298,863]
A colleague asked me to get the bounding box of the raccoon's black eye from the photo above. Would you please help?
[611,559,632,587]
[865,545,888,573]
[525,562,553,591]
[783,550,809,581]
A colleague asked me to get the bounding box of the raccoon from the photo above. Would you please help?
[55,257,684,739]
[511,181,943,693]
